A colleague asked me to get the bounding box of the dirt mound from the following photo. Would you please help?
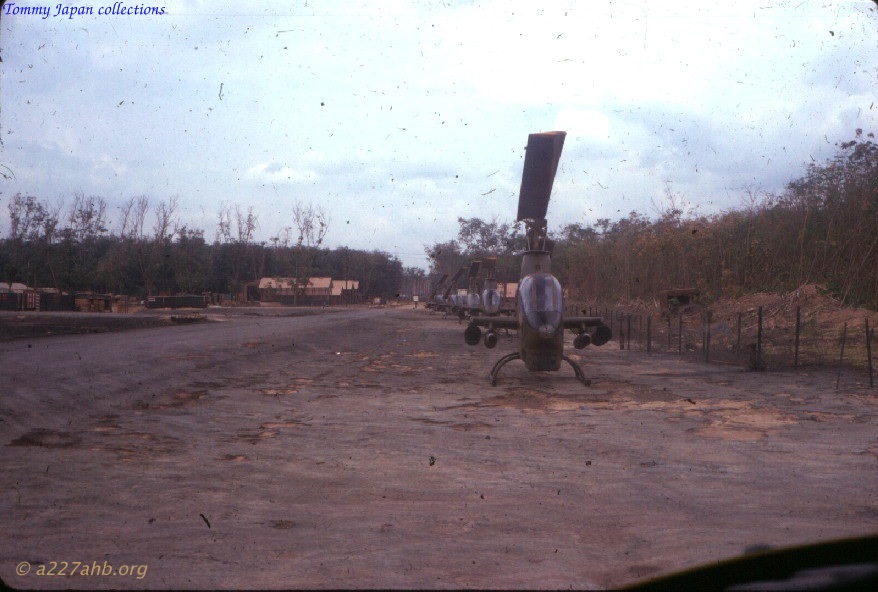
[585,284,875,370]
[711,284,848,320]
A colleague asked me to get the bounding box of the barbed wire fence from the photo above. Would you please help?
[568,303,875,390]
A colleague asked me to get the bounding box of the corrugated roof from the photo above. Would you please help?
[258,277,334,290]
[308,277,333,289]
[0,282,30,292]
[258,277,297,290]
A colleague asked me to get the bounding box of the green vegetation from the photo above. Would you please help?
[426,131,878,310]
[3,131,874,307]
[0,197,403,300]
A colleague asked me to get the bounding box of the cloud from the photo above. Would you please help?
[246,162,319,184]
[1,0,876,269]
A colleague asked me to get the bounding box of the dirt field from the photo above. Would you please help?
[1,305,876,589]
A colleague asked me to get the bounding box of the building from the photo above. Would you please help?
[257,277,360,306]
[498,281,518,300]
[330,280,361,305]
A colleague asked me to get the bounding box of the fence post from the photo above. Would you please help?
[836,323,847,390]
[701,314,706,354]
[705,310,712,362]
[647,316,652,353]
[755,306,764,371]
[794,306,801,368]
[627,315,632,351]
[678,313,683,354]
[736,312,742,354]
[865,317,873,389]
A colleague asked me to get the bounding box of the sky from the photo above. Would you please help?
[1,0,877,269]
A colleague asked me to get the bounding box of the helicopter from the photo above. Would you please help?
[452,260,485,320]
[433,266,467,315]
[464,131,612,386]
[461,260,483,318]
[424,272,449,310]
[474,257,501,317]
[458,257,508,319]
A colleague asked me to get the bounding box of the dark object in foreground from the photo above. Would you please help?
[624,533,878,591]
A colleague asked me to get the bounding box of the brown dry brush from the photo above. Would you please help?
[574,285,876,381]
[558,131,878,311]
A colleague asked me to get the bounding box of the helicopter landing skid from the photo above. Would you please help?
[489,352,521,386]
[562,355,591,386]
[489,352,592,386]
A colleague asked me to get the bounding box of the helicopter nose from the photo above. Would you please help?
[538,324,556,339]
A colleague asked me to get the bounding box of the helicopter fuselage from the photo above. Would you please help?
[517,269,564,371]
[462,130,611,385]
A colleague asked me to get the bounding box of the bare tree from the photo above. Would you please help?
[66,193,108,242]
[213,203,264,295]
[215,203,257,244]
[288,201,331,302]
[153,196,179,242]
[215,205,230,244]
[235,204,258,243]
[271,226,294,249]
[292,201,330,248]
[119,195,150,239]
[6,193,62,288]
[8,193,60,242]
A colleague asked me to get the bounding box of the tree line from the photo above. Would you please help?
[426,130,878,310]
[0,196,405,300]
[3,130,874,307]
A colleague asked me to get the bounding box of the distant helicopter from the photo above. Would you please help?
[475,257,502,317]
[453,260,484,320]
[464,131,612,386]
[462,260,482,317]
[458,257,507,319]
[433,266,467,315]
[424,272,449,310]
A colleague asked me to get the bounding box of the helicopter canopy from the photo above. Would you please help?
[481,289,502,314]
[518,273,563,337]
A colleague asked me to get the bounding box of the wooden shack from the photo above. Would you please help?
[258,277,340,306]
[75,292,113,312]
[661,288,702,315]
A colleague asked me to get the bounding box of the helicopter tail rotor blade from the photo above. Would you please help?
[516,131,566,222]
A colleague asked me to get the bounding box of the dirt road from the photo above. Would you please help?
[1,306,876,589]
